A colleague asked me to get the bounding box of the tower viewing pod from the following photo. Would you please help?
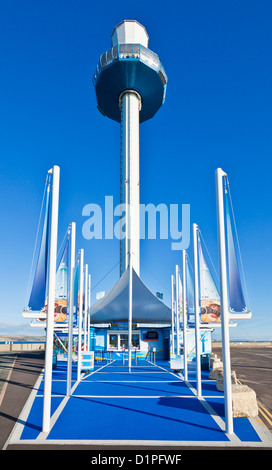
[93,20,167,277]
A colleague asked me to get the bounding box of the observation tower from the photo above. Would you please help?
[93,20,167,277]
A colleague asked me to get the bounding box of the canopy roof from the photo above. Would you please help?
[90,268,171,324]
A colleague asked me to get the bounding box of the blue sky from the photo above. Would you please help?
[0,0,271,340]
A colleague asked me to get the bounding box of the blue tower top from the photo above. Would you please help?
[93,20,167,123]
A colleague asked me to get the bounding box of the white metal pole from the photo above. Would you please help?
[77,249,84,382]
[128,260,132,371]
[66,222,76,397]
[87,274,91,351]
[42,165,60,433]
[119,90,141,370]
[175,265,180,356]
[84,264,88,352]
[193,223,202,398]
[171,274,175,355]
[128,207,133,372]
[182,250,188,381]
[54,332,67,353]
[119,90,141,277]
[215,168,233,435]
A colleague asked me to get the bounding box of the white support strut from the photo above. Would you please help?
[175,264,180,355]
[193,223,202,398]
[66,222,76,397]
[215,168,233,435]
[182,249,188,381]
[42,165,60,433]
[171,274,175,355]
[77,249,84,382]
[119,90,141,277]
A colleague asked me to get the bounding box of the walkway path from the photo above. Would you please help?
[4,358,272,449]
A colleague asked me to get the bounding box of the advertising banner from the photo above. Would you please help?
[198,235,221,323]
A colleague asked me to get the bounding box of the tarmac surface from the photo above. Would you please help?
[213,345,272,431]
[0,350,44,450]
[0,346,271,452]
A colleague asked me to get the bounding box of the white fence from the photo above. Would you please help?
[0,342,45,352]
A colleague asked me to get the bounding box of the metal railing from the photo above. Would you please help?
[93,43,167,91]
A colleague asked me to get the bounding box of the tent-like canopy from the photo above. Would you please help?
[90,268,171,324]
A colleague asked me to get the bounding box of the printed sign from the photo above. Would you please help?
[81,351,94,372]
[170,354,184,370]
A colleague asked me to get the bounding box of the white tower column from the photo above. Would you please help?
[119,90,141,277]
[175,264,180,354]
[42,165,60,433]
[77,249,84,382]
[66,222,76,397]
[182,250,188,381]
[171,275,175,355]
[215,168,233,435]
[84,264,88,351]
[193,223,202,398]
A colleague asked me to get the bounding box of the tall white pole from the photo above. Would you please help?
[119,89,141,370]
[42,165,60,433]
[119,90,141,277]
[128,205,133,372]
[182,250,188,381]
[193,223,202,398]
[87,274,91,351]
[175,265,180,355]
[128,256,133,371]
[84,264,88,352]
[215,168,233,435]
[77,249,84,382]
[66,222,76,397]
[171,274,175,355]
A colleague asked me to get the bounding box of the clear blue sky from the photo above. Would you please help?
[0,0,271,340]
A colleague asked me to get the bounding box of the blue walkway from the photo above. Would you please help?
[8,359,271,447]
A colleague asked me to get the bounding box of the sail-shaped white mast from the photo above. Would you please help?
[171,275,175,355]
[175,265,180,355]
[84,264,88,352]
[215,167,233,435]
[42,165,60,433]
[66,222,76,397]
[182,250,188,381]
[193,223,202,398]
[77,249,84,382]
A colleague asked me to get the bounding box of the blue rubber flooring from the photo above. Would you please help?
[19,359,262,444]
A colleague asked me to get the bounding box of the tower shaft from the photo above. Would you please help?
[119,90,141,277]
[94,20,167,279]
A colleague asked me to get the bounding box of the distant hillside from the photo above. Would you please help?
[0,335,45,342]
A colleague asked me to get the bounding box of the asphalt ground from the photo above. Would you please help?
[0,350,45,450]
[0,352,17,396]
[213,346,272,431]
[0,347,271,454]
